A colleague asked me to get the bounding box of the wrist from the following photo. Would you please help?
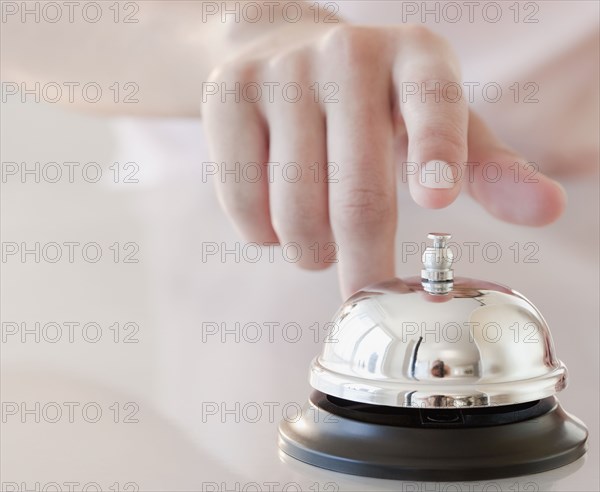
[221,2,343,41]
[213,2,344,62]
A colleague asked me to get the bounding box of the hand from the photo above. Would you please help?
[201,24,566,298]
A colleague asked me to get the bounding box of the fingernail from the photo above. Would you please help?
[420,160,455,189]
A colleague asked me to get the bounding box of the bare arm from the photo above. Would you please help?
[1,0,337,115]
[1,0,568,296]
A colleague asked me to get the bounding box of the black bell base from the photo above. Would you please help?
[278,391,588,482]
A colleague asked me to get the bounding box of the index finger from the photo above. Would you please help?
[323,27,397,298]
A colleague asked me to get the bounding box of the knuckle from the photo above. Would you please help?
[209,59,259,85]
[413,123,467,156]
[321,25,378,65]
[267,47,310,79]
[403,24,445,46]
[272,207,329,243]
[202,59,262,114]
[402,25,458,67]
[333,187,395,232]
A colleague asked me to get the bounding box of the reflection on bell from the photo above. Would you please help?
[278,233,588,481]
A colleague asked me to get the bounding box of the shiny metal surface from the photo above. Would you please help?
[311,272,568,408]
[421,233,454,294]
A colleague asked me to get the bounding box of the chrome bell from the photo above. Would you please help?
[279,233,588,481]
[310,232,567,409]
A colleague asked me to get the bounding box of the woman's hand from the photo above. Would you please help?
[202,23,566,298]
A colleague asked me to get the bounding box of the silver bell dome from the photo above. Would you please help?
[310,233,567,408]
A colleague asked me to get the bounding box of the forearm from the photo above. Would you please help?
[1,1,340,116]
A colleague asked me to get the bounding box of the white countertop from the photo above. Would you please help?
[1,102,598,492]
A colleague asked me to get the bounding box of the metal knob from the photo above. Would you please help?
[421,233,454,294]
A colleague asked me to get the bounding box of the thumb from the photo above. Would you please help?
[466,111,566,226]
